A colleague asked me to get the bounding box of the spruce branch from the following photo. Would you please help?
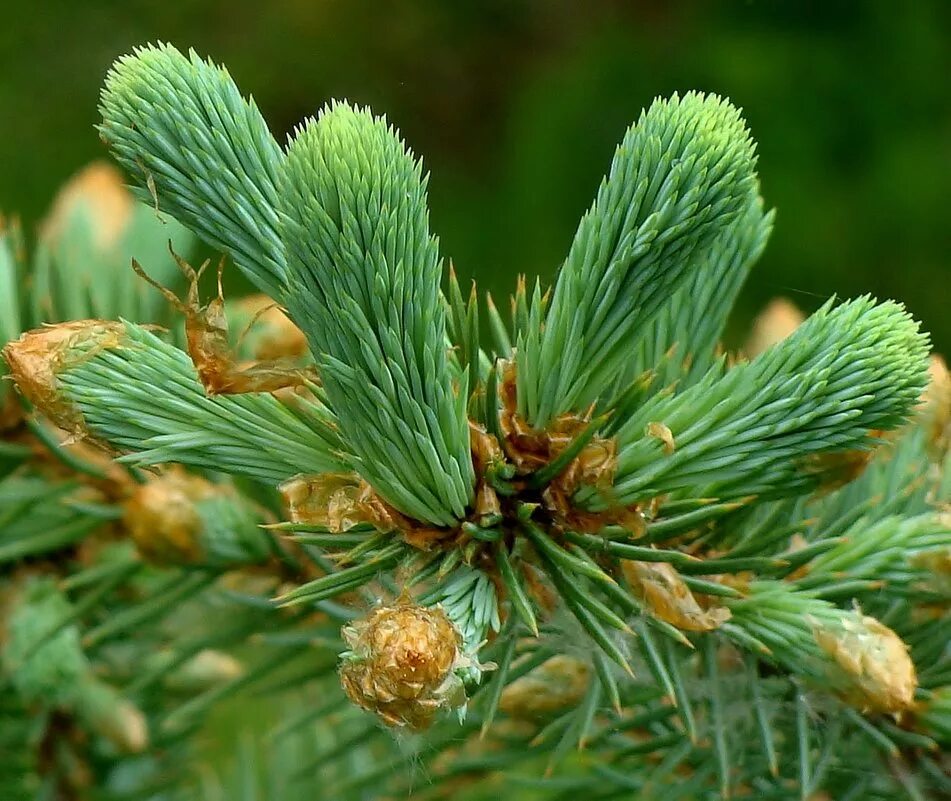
[3,321,345,484]
[278,102,474,526]
[99,43,287,298]
[800,513,951,596]
[725,580,918,715]
[579,296,929,509]
[518,92,759,427]
[615,190,775,399]
[5,46,947,798]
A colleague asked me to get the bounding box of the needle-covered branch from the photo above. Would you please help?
[578,297,929,509]
[615,191,774,398]
[99,43,287,299]
[5,45,946,799]
[3,321,345,484]
[518,92,759,427]
[279,103,474,526]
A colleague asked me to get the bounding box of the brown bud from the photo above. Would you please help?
[41,162,132,252]
[339,600,466,729]
[499,654,590,719]
[814,612,917,714]
[924,354,950,452]
[123,470,215,564]
[2,321,126,436]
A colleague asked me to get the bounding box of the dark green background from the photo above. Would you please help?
[2,0,949,349]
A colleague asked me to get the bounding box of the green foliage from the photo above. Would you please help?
[0,221,23,346]
[623,193,775,396]
[193,494,272,567]
[580,296,929,509]
[57,322,345,484]
[1,577,89,707]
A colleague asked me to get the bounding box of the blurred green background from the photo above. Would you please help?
[2,0,949,349]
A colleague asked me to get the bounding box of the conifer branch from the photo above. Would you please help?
[615,191,774,398]
[3,45,947,799]
[518,92,759,427]
[5,321,345,483]
[579,296,929,509]
[278,102,474,525]
[99,43,287,298]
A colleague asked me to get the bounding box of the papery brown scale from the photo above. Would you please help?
[813,613,917,714]
[469,421,503,519]
[2,321,127,438]
[499,360,641,532]
[622,560,731,632]
[279,472,453,548]
[132,255,316,397]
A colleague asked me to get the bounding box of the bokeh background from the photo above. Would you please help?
[2,0,949,349]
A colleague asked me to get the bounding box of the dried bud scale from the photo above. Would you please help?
[622,560,732,632]
[2,320,127,438]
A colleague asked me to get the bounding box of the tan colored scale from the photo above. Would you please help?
[498,359,644,534]
[622,559,731,632]
[132,251,317,396]
[2,320,127,439]
[469,421,504,520]
[279,472,451,549]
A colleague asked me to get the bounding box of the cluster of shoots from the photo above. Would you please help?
[0,42,948,800]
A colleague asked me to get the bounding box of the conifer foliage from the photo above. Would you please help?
[1,42,949,800]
